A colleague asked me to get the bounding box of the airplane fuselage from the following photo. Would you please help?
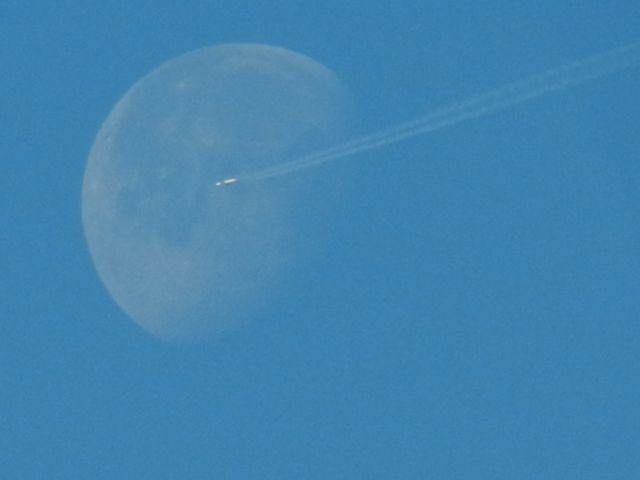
[215,177,238,187]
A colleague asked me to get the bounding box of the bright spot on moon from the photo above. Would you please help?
[82,44,353,342]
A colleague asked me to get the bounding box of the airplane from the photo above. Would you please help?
[215,177,238,187]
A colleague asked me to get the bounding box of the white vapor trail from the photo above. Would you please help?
[244,41,640,181]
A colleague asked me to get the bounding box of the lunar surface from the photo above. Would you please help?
[82,44,353,341]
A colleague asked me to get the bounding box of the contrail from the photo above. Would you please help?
[232,41,640,182]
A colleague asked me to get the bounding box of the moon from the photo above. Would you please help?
[82,44,354,342]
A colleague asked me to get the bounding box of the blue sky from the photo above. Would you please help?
[3,1,640,478]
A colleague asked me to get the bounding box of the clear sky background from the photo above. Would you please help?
[3,1,640,478]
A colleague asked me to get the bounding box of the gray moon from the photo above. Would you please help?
[82,44,353,342]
